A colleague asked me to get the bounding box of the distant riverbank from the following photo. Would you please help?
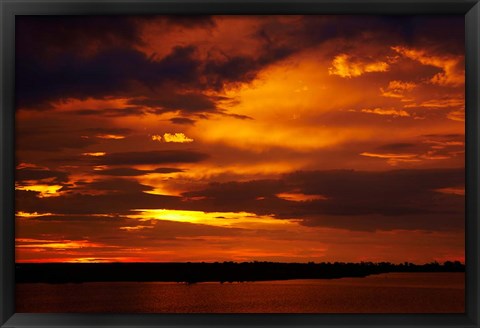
[16,261,464,284]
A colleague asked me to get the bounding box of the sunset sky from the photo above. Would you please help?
[15,15,465,264]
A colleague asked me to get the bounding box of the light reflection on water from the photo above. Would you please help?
[16,272,465,313]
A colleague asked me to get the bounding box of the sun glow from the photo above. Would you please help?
[82,152,106,157]
[16,211,54,218]
[129,209,297,229]
[96,134,125,140]
[15,184,63,197]
[16,238,102,250]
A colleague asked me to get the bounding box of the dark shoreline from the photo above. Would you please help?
[16,261,465,284]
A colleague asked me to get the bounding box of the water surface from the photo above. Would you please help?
[16,272,465,313]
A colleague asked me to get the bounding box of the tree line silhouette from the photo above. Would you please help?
[16,261,464,284]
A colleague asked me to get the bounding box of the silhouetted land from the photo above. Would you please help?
[16,261,464,284]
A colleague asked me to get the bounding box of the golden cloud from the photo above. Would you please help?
[16,211,54,218]
[361,108,410,117]
[16,238,103,250]
[96,134,125,140]
[15,184,64,197]
[404,97,464,109]
[163,133,194,143]
[152,133,194,143]
[447,110,465,122]
[328,54,389,78]
[82,152,106,157]
[381,80,416,98]
[151,134,162,142]
[360,152,421,166]
[129,209,295,230]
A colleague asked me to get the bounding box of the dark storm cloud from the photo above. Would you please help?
[180,168,464,231]
[298,212,462,232]
[17,125,97,152]
[16,186,181,215]
[82,179,153,193]
[219,112,253,120]
[16,168,69,183]
[15,116,133,153]
[16,15,215,59]
[96,150,209,166]
[152,167,184,173]
[184,179,284,202]
[16,214,242,250]
[202,44,296,91]
[10,18,311,109]
[281,15,464,56]
[95,167,183,177]
[17,126,134,151]
[170,117,196,125]
[397,16,464,54]
[377,143,418,152]
[16,39,290,113]
[95,168,149,177]
[15,168,464,231]
[283,169,463,215]
[71,107,146,117]
[15,15,215,109]
[16,16,144,58]
[16,15,464,113]
[128,92,217,113]
[373,134,465,160]
[86,127,133,135]
[16,45,201,109]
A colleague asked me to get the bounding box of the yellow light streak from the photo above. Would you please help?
[129,209,297,230]
[15,184,63,197]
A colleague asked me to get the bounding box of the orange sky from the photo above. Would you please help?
[15,15,465,263]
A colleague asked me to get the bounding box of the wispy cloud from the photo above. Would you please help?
[361,108,410,117]
[328,54,389,78]
[392,46,464,86]
[380,80,416,99]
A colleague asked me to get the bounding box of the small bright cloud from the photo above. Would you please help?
[381,80,416,98]
[361,108,410,117]
[163,133,194,143]
[16,211,54,218]
[119,225,154,232]
[82,152,106,157]
[329,54,389,78]
[96,134,125,140]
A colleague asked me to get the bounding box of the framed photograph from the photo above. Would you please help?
[1,0,479,327]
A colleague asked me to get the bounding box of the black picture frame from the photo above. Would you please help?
[1,0,479,327]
